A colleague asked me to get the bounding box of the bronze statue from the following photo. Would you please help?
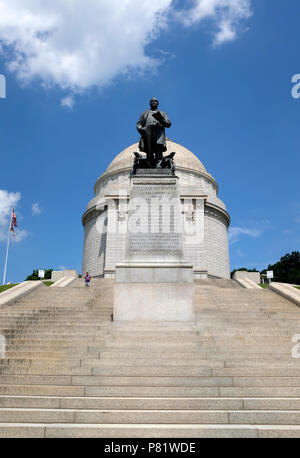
[137,98,171,168]
[159,152,176,175]
[130,152,142,176]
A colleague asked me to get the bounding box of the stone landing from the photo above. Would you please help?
[114,170,194,322]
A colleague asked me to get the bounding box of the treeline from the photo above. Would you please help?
[231,251,300,285]
[25,269,53,281]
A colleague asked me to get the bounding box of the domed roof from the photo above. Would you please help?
[105,140,208,176]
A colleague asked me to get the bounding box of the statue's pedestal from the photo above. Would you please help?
[114,170,194,322]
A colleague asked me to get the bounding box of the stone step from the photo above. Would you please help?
[14,340,288,348]
[197,317,300,323]
[117,332,293,338]
[0,367,92,376]
[0,338,105,344]
[91,367,300,377]
[3,351,100,359]
[2,423,300,438]
[3,332,293,341]
[3,395,300,412]
[92,367,212,376]
[3,345,96,352]
[4,337,210,345]
[0,385,85,396]
[81,358,226,368]
[0,358,81,367]
[213,368,300,377]
[0,307,111,313]
[1,325,107,331]
[225,360,300,368]
[0,408,230,424]
[0,319,111,324]
[1,330,110,336]
[0,386,298,399]
[0,396,299,412]
[0,385,220,397]
[110,323,199,331]
[96,336,295,345]
[96,350,292,359]
[95,352,293,362]
[0,308,112,313]
[0,374,234,387]
[1,351,295,363]
[91,343,294,352]
[198,330,292,336]
[0,307,105,312]
[0,396,243,410]
[0,319,111,325]
[106,330,200,336]
[219,387,300,397]
[1,407,300,425]
[196,308,297,314]
[73,375,300,387]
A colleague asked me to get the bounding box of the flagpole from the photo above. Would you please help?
[2,210,12,286]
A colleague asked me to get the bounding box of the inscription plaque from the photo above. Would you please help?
[126,177,183,257]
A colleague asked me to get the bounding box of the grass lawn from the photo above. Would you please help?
[294,286,300,290]
[0,284,18,293]
[43,281,54,287]
[259,283,268,288]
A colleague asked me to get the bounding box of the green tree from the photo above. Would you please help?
[261,252,300,284]
[25,269,53,281]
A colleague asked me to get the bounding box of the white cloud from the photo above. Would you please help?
[61,95,75,110]
[0,0,252,96]
[229,226,262,244]
[0,189,28,242]
[32,202,41,215]
[176,0,252,45]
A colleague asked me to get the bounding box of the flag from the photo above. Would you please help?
[10,208,17,237]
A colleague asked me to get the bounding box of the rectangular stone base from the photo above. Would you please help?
[114,283,195,322]
[115,263,193,283]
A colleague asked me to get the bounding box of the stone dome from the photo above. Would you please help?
[83,139,230,280]
[104,140,210,177]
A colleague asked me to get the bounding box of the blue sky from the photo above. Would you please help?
[0,0,299,283]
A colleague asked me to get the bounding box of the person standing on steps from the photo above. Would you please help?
[84,272,91,287]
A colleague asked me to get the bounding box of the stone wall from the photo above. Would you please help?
[204,208,230,279]
[103,199,127,274]
[82,209,107,277]
[182,199,206,272]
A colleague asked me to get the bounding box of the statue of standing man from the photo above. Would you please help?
[137,98,172,168]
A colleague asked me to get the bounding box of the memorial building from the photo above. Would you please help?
[82,139,231,280]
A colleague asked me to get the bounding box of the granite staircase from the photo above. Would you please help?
[0,279,300,438]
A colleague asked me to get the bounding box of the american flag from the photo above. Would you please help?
[10,208,17,237]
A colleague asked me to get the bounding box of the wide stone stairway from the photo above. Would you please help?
[0,278,300,438]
